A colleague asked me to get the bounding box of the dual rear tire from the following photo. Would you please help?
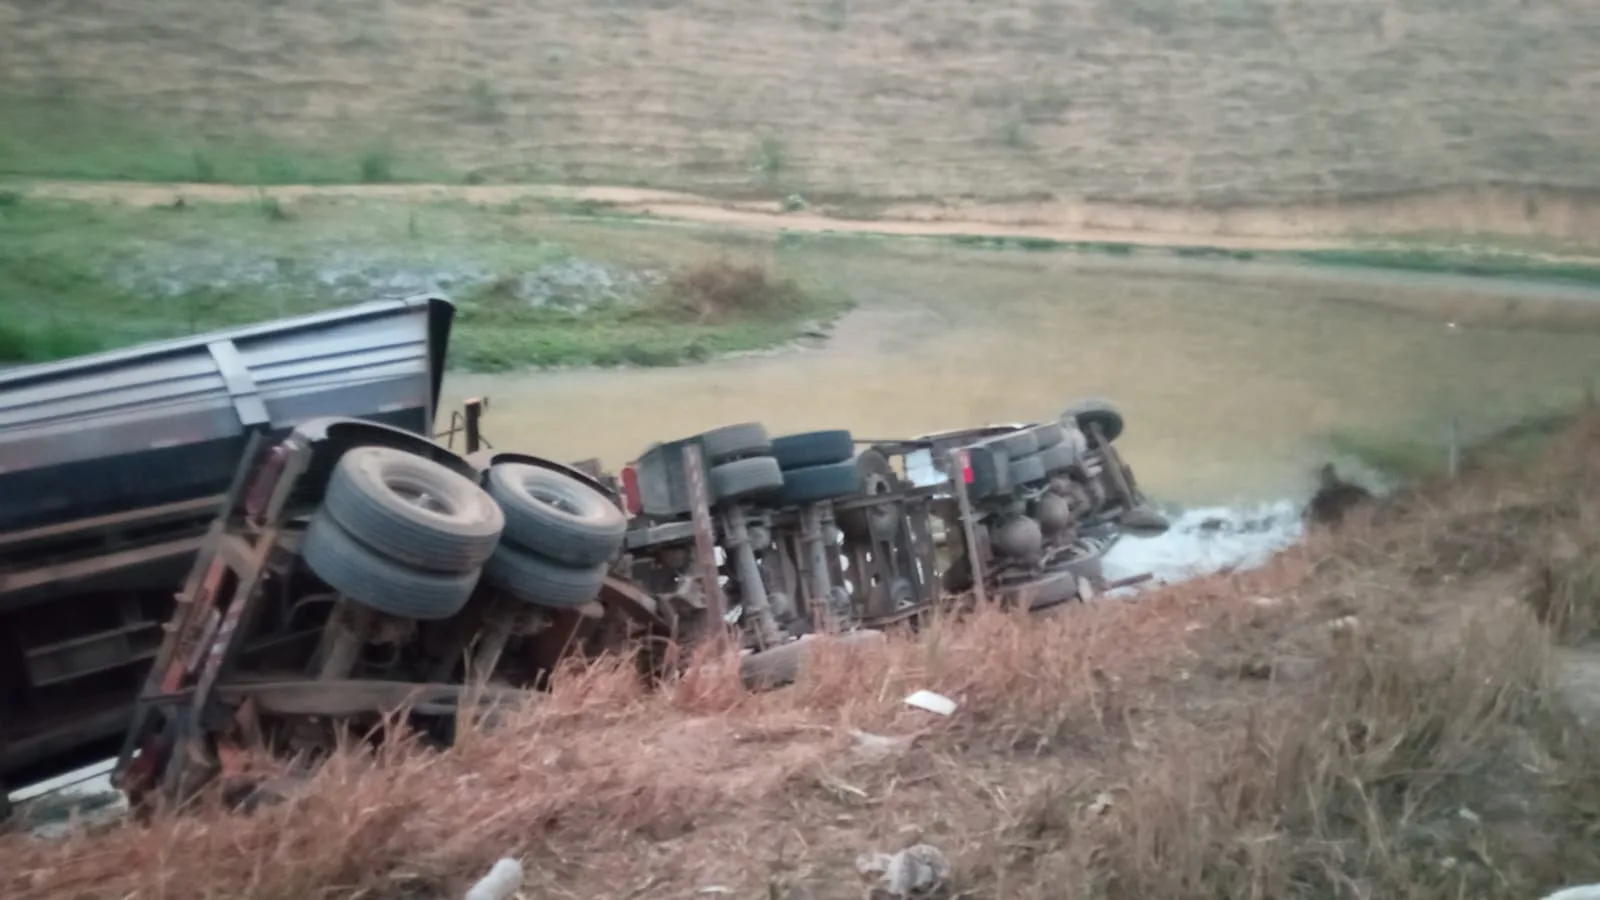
[698,424,862,507]
[768,429,860,507]
[304,447,504,621]
[481,463,628,609]
[302,447,629,619]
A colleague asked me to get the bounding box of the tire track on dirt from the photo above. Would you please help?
[22,179,1598,258]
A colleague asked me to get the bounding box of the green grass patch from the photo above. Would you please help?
[0,197,846,371]
[1327,428,1455,481]
[778,225,1600,286]
[0,319,104,364]
[1328,406,1585,481]
[1296,247,1600,286]
[0,99,449,184]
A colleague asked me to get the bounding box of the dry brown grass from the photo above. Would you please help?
[3,0,1599,207]
[655,259,811,323]
[6,417,1600,900]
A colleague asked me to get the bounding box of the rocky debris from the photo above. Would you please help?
[1085,791,1115,817]
[856,843,950,899]
[1555,649,1600,727]
[506,257,665,310]
[14,789,127,840]
[1306,462,1374,527]
[108,251,662,313]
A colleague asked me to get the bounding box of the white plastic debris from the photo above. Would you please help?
[849,729,921,759]
[463,857,523,900]
[856,843,951,898]
[903,690,957,716]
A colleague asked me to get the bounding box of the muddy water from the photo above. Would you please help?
[445,246,1600,506]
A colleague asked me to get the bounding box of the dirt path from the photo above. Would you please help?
[21,179,1600,259]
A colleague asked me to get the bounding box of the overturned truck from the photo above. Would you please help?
[0,296,1166,813]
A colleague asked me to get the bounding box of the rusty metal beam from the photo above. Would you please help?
[1088,422,1136,509]
[0,495,224,550]
[947,447,988,606]
[0,536,206,597]
[464,398,486,454]
[217,679,533,718]
[739,631,886,690]
[597,576,669,630]
[682,443,728,645]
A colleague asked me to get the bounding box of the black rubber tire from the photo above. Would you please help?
[323,446,503,574]
[774,459,862,506]
[1031,423,1065,450]
[302,512,480,621]
[699,422,772,463]
[771,429,855,470]
[710,456,785,502]
[839,450,899,543]
[1009,453,1048,487]
[991,428,1039,459]
[482,543,608,609]
[1062,398,1125,443]
[1039,443,1077,474]
[486,463,627,567]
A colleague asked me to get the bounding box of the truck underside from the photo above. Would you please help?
[0,298,1166,814]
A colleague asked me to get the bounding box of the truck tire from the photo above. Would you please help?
[1030,423,1065,450]
[482,544,608,609]
[486,463,627,567]
[839,450,899,543]
[699,422,772,463]
[324,446,503,574]
[1008,453,1048,487]
[710,456,785,503]
[1039,443,1076,474]
[770,430,855,470]
[1062,398,1125,443]
[775,459,862,506]
[991,428,1039,459]
[303,512,480,620]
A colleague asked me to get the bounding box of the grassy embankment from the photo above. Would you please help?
[3,410,1598,899]
[9,184,1600,375]
[0,193,850,370]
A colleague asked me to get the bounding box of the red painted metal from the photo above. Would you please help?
[619,463,642,516]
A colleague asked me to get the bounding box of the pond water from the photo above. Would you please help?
[446,246,1600,507]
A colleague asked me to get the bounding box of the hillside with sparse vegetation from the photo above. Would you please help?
[2,0,1597,207]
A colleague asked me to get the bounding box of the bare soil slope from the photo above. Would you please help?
[3,0,1598,210]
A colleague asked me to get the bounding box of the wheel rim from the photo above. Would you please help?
[530,485,582,516]
[387,477,455,516]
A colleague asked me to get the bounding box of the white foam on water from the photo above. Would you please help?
[1102,500,1305,590]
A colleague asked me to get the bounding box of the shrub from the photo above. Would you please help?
[655,260,808,322]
